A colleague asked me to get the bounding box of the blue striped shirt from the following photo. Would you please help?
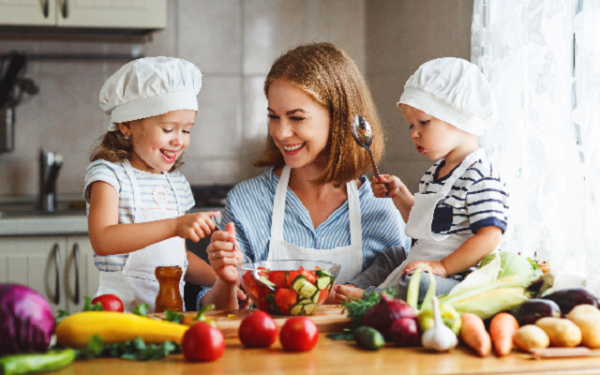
[422,156,509,236]
[84,159,195,272]
[219,167,412,269]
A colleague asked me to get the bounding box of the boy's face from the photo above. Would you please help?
[120,109,196,173]
[402,105,466,161]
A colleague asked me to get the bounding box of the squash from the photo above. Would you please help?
[55,311,189,348]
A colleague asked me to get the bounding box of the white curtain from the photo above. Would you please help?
[472,0,600,292]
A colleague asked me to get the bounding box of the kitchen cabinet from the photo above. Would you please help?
[0,0,166,30]
[0,235,100,314]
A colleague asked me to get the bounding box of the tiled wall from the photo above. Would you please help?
[365,0,473,193]
[0,0,366,196]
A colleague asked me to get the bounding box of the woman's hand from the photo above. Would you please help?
[207,222,242,285]
[333,284,365,303]
[402,260,447,277]
[175,211,220,242]
[371,174,405,199]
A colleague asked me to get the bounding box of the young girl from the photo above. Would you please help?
[85,57,219,312]
[336,57,509,302]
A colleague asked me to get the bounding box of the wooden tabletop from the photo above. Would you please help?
[52,334,600,375]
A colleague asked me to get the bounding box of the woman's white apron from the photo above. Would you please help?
[379,149,486,289]
[267,166,363,285]
[96,159,187,313]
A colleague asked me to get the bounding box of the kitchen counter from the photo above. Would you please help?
[52,334,600,375]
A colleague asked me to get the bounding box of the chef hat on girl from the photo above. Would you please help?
[99,56,202,131]
[398,57,498,136]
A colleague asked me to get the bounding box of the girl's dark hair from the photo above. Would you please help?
[254,42,384,186]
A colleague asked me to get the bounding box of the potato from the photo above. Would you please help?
[566,305,600,348]
[514,325,550,352]
[536,317,582,347]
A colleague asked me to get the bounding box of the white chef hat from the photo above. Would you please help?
[397,57,498,136]
[99,56,202,131]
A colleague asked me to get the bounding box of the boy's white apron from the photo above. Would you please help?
[267,166,363,285]
[96,159,187,313]
[379,149,485,289]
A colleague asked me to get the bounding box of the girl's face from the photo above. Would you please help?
[402,105,465,161]
[120,110,196,173]
[267,80,331,170]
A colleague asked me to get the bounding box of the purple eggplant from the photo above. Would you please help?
[541,287,599,315]
[516,298,561,325]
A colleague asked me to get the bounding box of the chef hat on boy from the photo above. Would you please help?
[398,57,498,136]
[99,56,202,131]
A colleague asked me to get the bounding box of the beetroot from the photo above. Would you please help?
[363,294,417,340]
[390,317,420,346]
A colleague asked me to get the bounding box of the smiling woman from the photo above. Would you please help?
[200,43,412,310]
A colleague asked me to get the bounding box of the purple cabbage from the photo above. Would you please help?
[0,283,55,355]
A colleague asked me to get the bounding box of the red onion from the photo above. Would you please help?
[363,294,416,340]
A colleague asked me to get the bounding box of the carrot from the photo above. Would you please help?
[490,312,519,356]
[460,313,492,357]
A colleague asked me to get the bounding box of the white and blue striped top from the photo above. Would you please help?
[422,155,509,236]
[84,159,195,272]
[218,167,412,269]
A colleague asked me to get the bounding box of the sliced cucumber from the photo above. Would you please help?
[265,293,275,304]
[259,276,276,288]
[316,276,331,290]
[316,270,333,278]
[303,303,317,315]
[297,297,312,305]
[290,304,303,316]
[312,291,321,303]
[291,275,318,298]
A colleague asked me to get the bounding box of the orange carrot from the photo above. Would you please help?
[490,312,519,356]
[460,313,492,357]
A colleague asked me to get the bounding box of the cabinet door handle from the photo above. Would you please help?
[53,243,60,305]
[72,243,80,305]
[43,0,49,18]
[61,0,68,19]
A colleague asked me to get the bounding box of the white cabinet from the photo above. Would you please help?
[0,236,100,314]
[0,0,166,30]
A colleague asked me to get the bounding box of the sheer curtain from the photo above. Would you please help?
[472,0,600,292]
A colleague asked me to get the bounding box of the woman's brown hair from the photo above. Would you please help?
[90,123,183,171]
[254,42,384,187]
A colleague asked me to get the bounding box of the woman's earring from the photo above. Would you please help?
[123,135,129,140]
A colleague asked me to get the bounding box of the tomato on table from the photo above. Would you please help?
[182,322,225,362]
[238,311,278,348]
[280,317,319,351]
[91,294,124,312]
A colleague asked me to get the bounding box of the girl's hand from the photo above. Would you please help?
[207,222,242,285]
[176,211,220,242]
[371,174,404,199]
[402,261,447,277]
[334,284,365,303]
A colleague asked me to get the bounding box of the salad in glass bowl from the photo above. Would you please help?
[237,260,341,316]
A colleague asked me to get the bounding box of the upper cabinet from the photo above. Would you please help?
[0,0,166,33]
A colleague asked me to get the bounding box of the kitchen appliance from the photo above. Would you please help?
[39,149,63,213]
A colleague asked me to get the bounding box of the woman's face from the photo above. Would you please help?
[267,80,331,170]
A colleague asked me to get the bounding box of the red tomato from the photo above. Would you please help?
[280,317,319,351]
[286,270,300,287]
[268,271,288,289]
[91,294,124,312]
[182,322,225,362]
[299,270,316,285]
[238,311,278,348]
[275,288,297,311]
[317,289,329,304]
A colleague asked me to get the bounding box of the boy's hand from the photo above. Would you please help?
[371,174,404,199]
[402,260,447,277]
[176,211,219,242]
[207,222,241,285]
[334,284,365,302]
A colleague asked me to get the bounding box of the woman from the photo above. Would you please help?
[201,42,411,309]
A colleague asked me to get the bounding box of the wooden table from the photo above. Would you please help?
[52,334,600,375]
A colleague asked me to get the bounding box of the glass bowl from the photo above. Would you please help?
[237,260,341,316]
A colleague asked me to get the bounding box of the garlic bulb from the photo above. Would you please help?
[421,296,458,352]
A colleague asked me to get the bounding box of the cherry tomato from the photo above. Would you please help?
[279,317,319,351]
[182,322,225,362]
[238,311,278,348]
[91,294,124,312]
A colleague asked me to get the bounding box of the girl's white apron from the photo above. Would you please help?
[267,166,363,285]
[379,149,486,289]
[96,159,187,313]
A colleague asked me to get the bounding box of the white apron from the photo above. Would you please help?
[96,159,187,313]
[267,166,363,285]
[379,149,486,289]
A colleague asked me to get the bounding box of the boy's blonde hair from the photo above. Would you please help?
[254,42,384,187]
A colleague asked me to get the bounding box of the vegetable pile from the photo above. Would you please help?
[240,266,334,316]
